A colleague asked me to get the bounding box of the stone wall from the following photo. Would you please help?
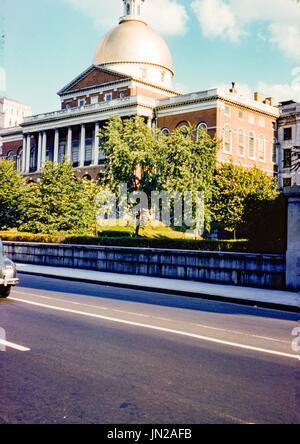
[3,242,286,290]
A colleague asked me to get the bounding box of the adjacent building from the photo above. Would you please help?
[0,0,279,181]
[277,101,300,188]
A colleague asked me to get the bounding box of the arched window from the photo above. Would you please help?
[249,132,255,159]
[16,148,23,172]
[258,134,265,162]
[272,138,277,164]
[223,125,231,153]
[197,122,208,141]
[6,151,14,161]
[127,3,130,15]
[162,128,171,137]
[238,129,245,156]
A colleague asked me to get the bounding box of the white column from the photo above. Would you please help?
[79,124,86,167]
[54,129,59,164]
[21,136,26,173]
[93,122,100,165]
[25,134,31,173]
[41,131,47,168]
[37,132,42,172]
[66,127,72,162]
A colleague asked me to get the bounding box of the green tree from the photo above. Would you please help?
[99,116,161,235]
[0,160,26,230]
[210,163,280,239]
[20,162,99,235]
[158,125,218,231]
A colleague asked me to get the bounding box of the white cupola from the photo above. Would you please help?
[122,0,145,20]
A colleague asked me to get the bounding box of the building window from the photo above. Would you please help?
[248,132,255,159]
[223,125,232,153]
[179,125,189,138]
[119,91,128,99]
[272,138,277,164]
[162,128,171,136]
[29,147,37,172]
[85,138,93,166]
[284,127,292,141]
[127,3,130,15]
[6,151,14,161]
[91,96,99,105]
[283,178,292,187]
[259,116,265,127]
[65,101,72,110]
[197,122,208,141]
[248,113,255,124]
[72,139,80,166]
[58,141,66,163]
[238,129,245,156]
[224,105,231,117]
[258,135,265,161]
[238,110,244,121]
[16,148,23,172]
[283,149,292,169]
[104,93,113,102]
[79,99,86,107]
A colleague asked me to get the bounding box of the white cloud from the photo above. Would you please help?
[64,0,188,36]
[191,0,300,62]
[258,67,300,103]
[191,0,244,42]
[212,68,300,104]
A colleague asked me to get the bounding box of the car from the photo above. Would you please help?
[0,239,19,298]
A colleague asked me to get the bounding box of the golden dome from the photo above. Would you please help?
[93,19,174,75]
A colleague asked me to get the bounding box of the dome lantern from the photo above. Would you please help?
[93,0,174,89]
[121,0,145,23]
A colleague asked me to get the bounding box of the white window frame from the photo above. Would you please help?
[258,134,266,162]
[224,105,231,117]
[91,96,99,105]
[238,128,245,157]
[248,131,256,160]
[238,110,244,121]
[104,93,113,102]
[223,125,232,154]
[248,113,255,125]
[78,99,86,107]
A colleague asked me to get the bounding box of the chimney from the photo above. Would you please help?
[264,97,273,106]
[254,92,266,103]
[229,82,237,94]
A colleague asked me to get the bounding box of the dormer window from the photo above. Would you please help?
[104,93,113,102]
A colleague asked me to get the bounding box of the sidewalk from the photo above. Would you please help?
[16,263,300,312]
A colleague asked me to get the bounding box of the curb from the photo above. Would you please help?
[18,270,300,314]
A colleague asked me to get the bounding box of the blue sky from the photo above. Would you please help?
[1,0,300,114]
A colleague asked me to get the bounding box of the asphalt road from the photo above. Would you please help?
[0,274,299,424]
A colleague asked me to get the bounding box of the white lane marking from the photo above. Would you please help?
[10,297,298,360]
[195,323,290,344]
[14,291,150,318]
[14,290,290,344]
[0,339,30,352]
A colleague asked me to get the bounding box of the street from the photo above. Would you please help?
[0,274,299,424]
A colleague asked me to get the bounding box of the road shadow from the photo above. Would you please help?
[15,273,300,322]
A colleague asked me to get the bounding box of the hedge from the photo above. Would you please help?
[0,231,285,253]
